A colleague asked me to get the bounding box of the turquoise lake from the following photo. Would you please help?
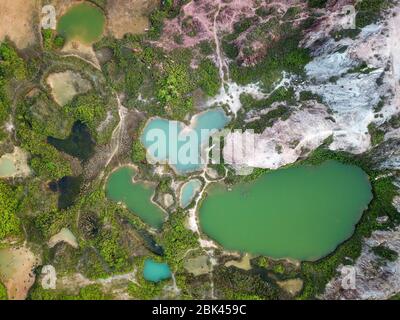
[141,108,230,174]
[143,259,172,282]
[180,179,202,208]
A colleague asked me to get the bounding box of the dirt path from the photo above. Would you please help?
[213,3,229,84]
[98,93,127,180]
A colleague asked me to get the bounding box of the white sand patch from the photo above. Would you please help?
[206,82,264,114]
[48,228,79,249]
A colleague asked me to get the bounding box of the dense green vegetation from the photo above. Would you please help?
[245,105,292,133]
[42,29,65,51]
[64,93,107,140]
[214,266,279,300]
[197,59,221,97]
[307,0,329,8]
[356,0,390,29]
[29,284,111,300]
[0,42,27,139]
[368,123,385,146]
[16,104,72,180]
[372,245,398,263]
[0,181,21,240]
[160,210,199,270]
[230,24,311,90]
[156,59,194,120]
[0,282,7,300]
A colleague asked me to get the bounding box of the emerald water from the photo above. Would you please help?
[141,108,230,174]
[199,161,372,261]
[143,259,171,283]
[57,3,105,44]
[106,167,165,228]
[180,179,202,208]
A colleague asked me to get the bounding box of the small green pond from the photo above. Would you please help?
[57,2,105,44]
[143,259,171,283]
[106,167,165,228]
[199,161,373,261]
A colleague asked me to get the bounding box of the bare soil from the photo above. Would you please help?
[0,0,40,49]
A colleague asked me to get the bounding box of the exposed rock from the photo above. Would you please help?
[224,5,400,171]
[323,226,400,300]
[224,103,333,170]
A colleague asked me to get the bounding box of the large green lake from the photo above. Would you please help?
[57,3,105,44]
[106,167,165,228]
[199,161,372,261]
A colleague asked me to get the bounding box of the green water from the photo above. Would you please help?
[199,161,372,261]
[180,179,202,208]
[143,259,171,283]
[106,167,165,228]
[57,3,105,44]
[0,158,16,177]
[141,108,230,174]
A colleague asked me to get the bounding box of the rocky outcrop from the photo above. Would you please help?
[323,226,400,300]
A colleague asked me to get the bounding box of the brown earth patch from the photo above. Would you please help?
[106,0,160,39]
[0,0,40,49]
[0,246,41,300]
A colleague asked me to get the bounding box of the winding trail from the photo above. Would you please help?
[213,3,229,84]
[99,93,127,179]
[60,53,102,71]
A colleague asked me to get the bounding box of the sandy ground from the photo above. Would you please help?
[276,278,303,296]
[46,70,92,106]
[61,41,102,70]
[0,246,40,300]
[106,0,159,38]
[0,147,31,178]
[48,228,79,249]
[0,0,39,49]
[224,253,253,271]
[184,255,211,276]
